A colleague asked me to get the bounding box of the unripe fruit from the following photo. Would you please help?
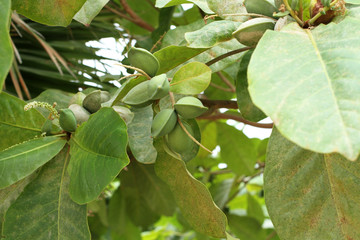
[59,109,77,132]
[83,90,111,113]
[174,96,208,119]
[68,104,90,125]
[232,18,276,47]
[128,47,160,77]
[244,0,278,18]
[112,106,134,124]
[41,119,53,135]
[151,109,177,138]
[148,74,170,100]
[69,92,86,106]
[165,121,194,154]
[122,81,153,107]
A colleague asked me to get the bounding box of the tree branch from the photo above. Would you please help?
[119,0,155,32]
[217,72,235,92]
[206,47,252,66]
[198,113,274,129]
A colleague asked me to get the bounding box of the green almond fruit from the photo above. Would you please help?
[232,18,276,47]
[151,109,177,138]
[68,104,90,125]
[69,92,86,106]
[174,96,208,119]
[148,74,170,100]
[83,90,111,113]
[122,81,153,107]
[165,121,194,155]
[112,106,134,124]
[59,108,77,132]
[128,47,160,77]
[244,0,278,18]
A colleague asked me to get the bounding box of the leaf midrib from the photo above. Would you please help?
[305,29,353,158]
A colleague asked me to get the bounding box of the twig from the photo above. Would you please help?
[119,0,155,32]
[266,231,277,240]
[283,0,304,26]
[150,32,166,53]
[115,63,151,80]
[169,92,176,107]
[178,118,212,153]
[209,82,235,92]
[104,5,133,22]
[206,47,252,66]
[117,73,143,82]
[197,113,274,129]
[217,72,236,92]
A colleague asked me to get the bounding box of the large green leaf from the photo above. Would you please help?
[123,161,176,216]
[185,21,240,48]
[74,0,109,25]
[248,18,360,160]
[0,173,37,233]
[0,92,45,150]
[170,62,212,94]
[154,140,227,238]
[228,215,267,240]
[154,46,207,74]
[0,0,12,90]
[127,106,157,164]
[12,0,86,26]
[68,107,129,204]
[155,0,214,13]
[0,135,66,189]
[264,129,360,239]
[217,123,257,176]
[2,147,90,239]
[207,0,248,22]
[236,50,265,122]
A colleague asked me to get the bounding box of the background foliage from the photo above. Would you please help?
[1,0,360,239]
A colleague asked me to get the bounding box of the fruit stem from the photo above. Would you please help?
[177,118,212,154]
[169,92,176,108]
[115,63,151,80]
[283,0,304,26]
[308,0,340,26]
[117,73,144,82]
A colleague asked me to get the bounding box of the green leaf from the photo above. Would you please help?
[155,0,214,14]
[0,173,38,233]
[197,121,217,158]
[12,0,87,26]
[228,214,267,240]
[236,50,266,121]
[108,188,141,239]
[0,0,12,90]
[248,19,360,160]
[74,0,109,25]
[154,140,227,238]
[0,135,66,189]
[0,92,45,150]
[185,21,240,48]
[209,178,234,210]
[217,123,257,176]
[247,193,265,224]
[119,173,160,228]
[68,107,129,204]
[121,161,176,217]
[154,46,207,74]
[226,232,240,240]
[204,71,235,100]
[207,0,248,22]
[265,128,360,239]
[2,147,90,239]
[127,106,157,164]
[170,62,212,94]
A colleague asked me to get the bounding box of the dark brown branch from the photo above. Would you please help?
[206,47,252,67]
[119,0,155,32]
[198,113,274,129]
[200,99,238,109]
